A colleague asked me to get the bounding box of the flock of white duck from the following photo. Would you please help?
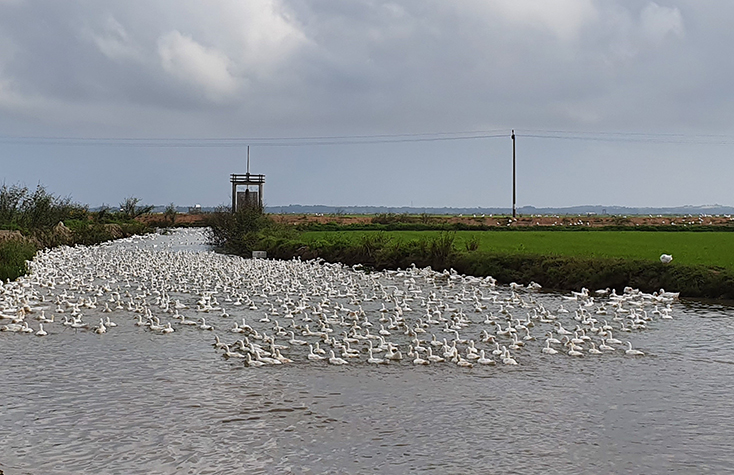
[1,228,679,368]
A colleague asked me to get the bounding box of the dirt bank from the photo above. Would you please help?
[145,212,734,228]
[271,214,734,228]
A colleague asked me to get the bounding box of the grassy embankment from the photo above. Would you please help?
[302,230,734,270]
[209,209,734,299]
[0,185,156,281]
[298,230,734,299]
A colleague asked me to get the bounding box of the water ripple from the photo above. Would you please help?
[1,229,733,474]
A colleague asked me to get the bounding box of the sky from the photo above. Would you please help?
[0,0,733,209]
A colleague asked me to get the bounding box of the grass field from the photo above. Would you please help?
[301,230,734,270]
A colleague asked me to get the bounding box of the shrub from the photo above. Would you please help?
[206,207,294,255]
[359,232,391,259]
[0,183,87,230]
[428,232,456,266]
[119,196,154,220]
[164,203,177,226]
[465,235,480,252]
[0,239,37,281]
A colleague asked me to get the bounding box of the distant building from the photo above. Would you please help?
[188,204,202,214]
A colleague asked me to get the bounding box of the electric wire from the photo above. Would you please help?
[0,131,508,148]
[0,129,733,147]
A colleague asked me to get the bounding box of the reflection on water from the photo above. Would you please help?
[1,229,733,474]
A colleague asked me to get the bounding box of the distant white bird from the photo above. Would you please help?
[625,341,645,356]
[329,350,348,365]
[660,254,673,264]
[8,227,684,378]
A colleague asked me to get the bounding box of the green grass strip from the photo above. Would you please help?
[301,230,734,270]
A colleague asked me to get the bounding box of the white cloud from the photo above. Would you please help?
[162,0,307,80]
[229,0,306,69]
[640,2,684,45]
[482,0,599,41]
[88,16,141,61]
[0,0,720,137]
[157,30,239,102]
[0,79,25,111]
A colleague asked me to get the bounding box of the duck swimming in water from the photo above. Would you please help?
[625,341,645,356]
[4,228,678,376]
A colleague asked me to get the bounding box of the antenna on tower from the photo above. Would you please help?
[247,145,250,175]
[511,130,516,218]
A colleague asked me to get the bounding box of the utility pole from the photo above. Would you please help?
[512,129,516,218]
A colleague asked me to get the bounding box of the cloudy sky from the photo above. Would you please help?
[0,0,732,209]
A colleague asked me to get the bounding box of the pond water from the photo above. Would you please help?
[1,228,733,474]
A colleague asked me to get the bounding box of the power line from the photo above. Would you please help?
[0,130,509,148]
[1,128,732,147]
[519,130,734,145]
[522,128,734,139]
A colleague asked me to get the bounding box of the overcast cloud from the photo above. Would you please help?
[0,1,732,209]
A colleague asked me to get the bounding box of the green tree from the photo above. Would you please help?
[119,196,154,220]
[164,203,177,226]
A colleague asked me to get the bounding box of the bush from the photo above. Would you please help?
[0,184,156,280]
[206,207,295,255]
[465,235,480,252]
[0,239,37,281]
[428,232,456,266]
[119,196,154,220]
[0,184,87,230]
[451,252,734,300]
[164,203,177,226]
[359,232,392,260]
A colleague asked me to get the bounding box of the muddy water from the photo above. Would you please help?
[1,229,733,474]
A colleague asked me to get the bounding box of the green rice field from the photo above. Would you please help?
[301,230,734,270]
